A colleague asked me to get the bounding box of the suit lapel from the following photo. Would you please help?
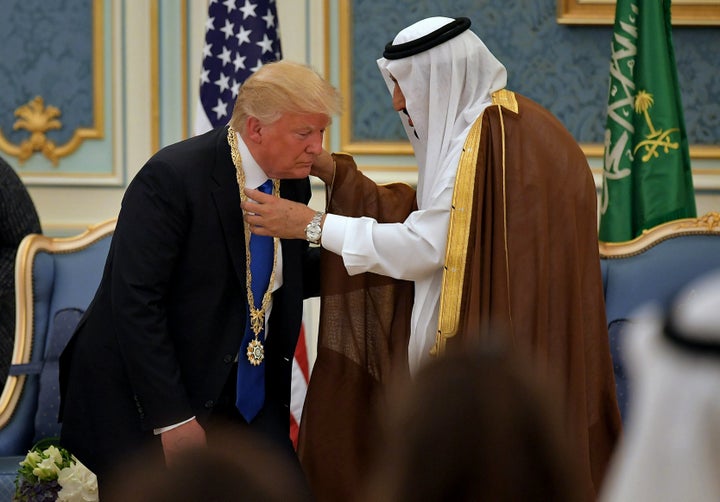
[211,127,247,284]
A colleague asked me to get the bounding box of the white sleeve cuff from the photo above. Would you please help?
[153,416,196,435]
[321,213,347,256]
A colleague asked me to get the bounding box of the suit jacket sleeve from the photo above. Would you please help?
[109,157,194,427]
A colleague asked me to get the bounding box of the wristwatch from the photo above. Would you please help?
[305,211,325,244]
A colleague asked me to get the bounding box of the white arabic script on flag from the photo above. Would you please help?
[195,0,282,134]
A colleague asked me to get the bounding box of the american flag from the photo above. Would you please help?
[195,0,282,134]
[290,322,310,449]
[195,0,311,447]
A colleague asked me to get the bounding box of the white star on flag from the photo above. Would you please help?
[195,0,282,134]
[239,0,257,20]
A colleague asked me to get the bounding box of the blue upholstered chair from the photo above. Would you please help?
[0,219,115,498]
[599,212,720,423]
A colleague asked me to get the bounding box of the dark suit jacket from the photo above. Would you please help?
[59,126,319,478]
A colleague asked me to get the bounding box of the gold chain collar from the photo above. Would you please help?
[227,126,280,365]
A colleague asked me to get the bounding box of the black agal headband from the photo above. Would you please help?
[663,315,720,357]
[659,284,720,357]
[382,17,472,60]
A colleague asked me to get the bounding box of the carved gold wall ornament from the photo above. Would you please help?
[0,95,100,166]
[0,97,62,165]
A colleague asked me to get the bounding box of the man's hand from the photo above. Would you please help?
[243,188,320,240]
[160,418,206,467]
[310,149,335,184]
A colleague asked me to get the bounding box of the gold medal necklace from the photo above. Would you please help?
[228,126,279,366]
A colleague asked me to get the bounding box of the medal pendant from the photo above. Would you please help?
[247,338,265,366]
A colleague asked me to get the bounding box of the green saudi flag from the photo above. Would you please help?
[598,0,696,242]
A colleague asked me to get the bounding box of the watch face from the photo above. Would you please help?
[307,225,321,243]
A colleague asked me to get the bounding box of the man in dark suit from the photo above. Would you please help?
[59,61,341,494]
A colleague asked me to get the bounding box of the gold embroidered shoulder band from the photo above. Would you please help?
[432,89,516,356]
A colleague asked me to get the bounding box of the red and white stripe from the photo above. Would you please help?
[289,323,310,449]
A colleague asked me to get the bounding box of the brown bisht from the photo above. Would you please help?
[297,161,416,501]
[299,90,622,501]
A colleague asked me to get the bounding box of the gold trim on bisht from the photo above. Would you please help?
[432,90,517,357]
[491,89,519,113]
[432,115,483,356]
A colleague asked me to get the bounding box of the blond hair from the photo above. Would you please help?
[230,60,342,131]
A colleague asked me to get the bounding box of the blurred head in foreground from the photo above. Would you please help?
[103,426,311,502]
[601,269,720,502]
[364,342,585,501]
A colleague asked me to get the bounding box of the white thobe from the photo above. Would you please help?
[321,175,454,374]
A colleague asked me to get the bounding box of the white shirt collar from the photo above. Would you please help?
[235,131,269,190]
[233,130,284,296]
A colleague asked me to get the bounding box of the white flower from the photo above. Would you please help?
[19,450,42,469]
[56,458,99,502]
[43,445,64,465]
[32,455,61,481]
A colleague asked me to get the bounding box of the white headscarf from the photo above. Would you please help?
[600,270,720,502]
[368,17,507,371]
[376,17,507,209]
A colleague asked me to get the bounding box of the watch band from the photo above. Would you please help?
[305,211,325,244]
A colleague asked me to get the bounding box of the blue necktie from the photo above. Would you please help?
[236,179,274,422]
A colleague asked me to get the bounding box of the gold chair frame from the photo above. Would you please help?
[599,212,720,258]
[0,218,116,428]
